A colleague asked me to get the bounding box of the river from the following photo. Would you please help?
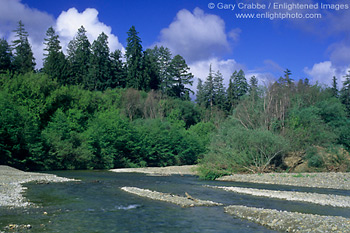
[1,170,350,232]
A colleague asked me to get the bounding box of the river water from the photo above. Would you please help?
[1,170,350,232]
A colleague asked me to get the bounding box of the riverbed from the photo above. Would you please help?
[1,169,350,232]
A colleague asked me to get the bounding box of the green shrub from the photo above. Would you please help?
[305,147,324,168]
[199,118,289,178]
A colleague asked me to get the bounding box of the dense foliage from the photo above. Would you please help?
[1,22,349,175]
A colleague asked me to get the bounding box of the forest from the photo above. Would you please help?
[1,21,350,178]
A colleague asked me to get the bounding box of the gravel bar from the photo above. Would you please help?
[225,205,350,232]
[206,185,350,208]
[121,186,222,207]
[111,165,197,176]
[217,172,350,190]
[0,165,77,208]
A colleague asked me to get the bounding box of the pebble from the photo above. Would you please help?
[217,172,350,190]
[121,186,223,207]
[206,185,350,208]
[225,205,350,232]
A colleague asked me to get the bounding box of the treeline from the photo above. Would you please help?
[0,21,210,170]
[199,69,350,179]
[0,21,193,100]
[1,21,350,175]
[0,72,217,170]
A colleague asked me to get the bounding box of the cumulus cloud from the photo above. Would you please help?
[303,61,349,86]
[0,0,55,68]
[328,41,350,67]
[189,58,243,89]
[55,8,124,54]
[0,0,55,40]
[0,1,124,69]
[158,8,231,63]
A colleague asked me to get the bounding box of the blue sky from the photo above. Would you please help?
[1,0,350,88]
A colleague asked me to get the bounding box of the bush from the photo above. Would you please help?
[41,109,93,170]
[132,118,204,167]
[199,118,289,178]
[85,109,136,169]
[305,147,324,168]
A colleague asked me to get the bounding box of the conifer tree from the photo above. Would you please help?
[0,38,12,73]
[43,26,68,84]
[12,21,35,74]
[203,65,215,108]
[213,70,226,109]
[125,26,144,90]
[168,54,193,100]
[67,26,91,85]
[340,71,350,115]
[143,49,159,91]
[88,32,111,90]
[110,49,126,88]
[249,75,258,98]
[227,69,248,109]
[331,76,338,98]
[151,46,173,94]
[196,78,205,106]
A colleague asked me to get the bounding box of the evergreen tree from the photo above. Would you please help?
[249,75,259,98]
[43,26,68,84]
[203,65,215,108]
[340,71,350,115]
[153,46,173,94]
[0,38,12,73]
[331,76,338,98]
[196,78,205,106]
[125,26,144,90]
[227,69,248,109]
[213,70,226,109]
[168,54,193,100]
[110,49,126,88]
[143,49,159,91]
[12,21,35,74]
[87,32,111,90]
[67,26,91,85]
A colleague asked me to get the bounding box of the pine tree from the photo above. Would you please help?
[213,70,226,109]
[331,76,338,98]
[203,65,215,108]
[249,75,258,98]
[12,21,35,74]
[227,69,248,109]
[196,78,205,106]
[340,71,350,115]
[143,49,159,91]
[43,26,68,84]
[151,46,173,94]
[168,54,193,100]
[87,32,111,90]
[67,26,91,85]
[110,49,126,88]
[0,38,12,73]
[125,26,144,90]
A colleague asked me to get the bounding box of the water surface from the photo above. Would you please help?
[1,170,349,232]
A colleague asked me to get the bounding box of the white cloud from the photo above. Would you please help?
[0,0,55,68]
[0,2,125,69]
[0,0,55,41]
[328,41,350,67]
[189,58,243,89]
[55,8,124,54]
[158,8,231,63]
[303,61,350,86]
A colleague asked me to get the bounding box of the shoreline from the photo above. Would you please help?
[217,172,350,190]
[0,165,77,208]
[2,165,350,232]
[110,165,198,176]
